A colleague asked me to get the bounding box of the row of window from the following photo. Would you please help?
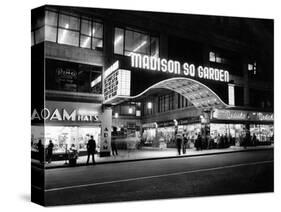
[141,93,193,116]
[210,51,259,78]
[32,10,103,50]
[31,10,160,57]
[32,10,259,79]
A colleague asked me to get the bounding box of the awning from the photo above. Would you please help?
[127,77,229,109]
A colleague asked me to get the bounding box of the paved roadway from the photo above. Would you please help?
[32,149,273,206]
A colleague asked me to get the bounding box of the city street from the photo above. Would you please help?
[32,149,273,206]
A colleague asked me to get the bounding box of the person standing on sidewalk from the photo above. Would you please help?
[111,139,118,156]
[46,140,54,163]
[176,134,182,155]
[182,134,188,154]
[86,136,96,165]
[195,134,202,151]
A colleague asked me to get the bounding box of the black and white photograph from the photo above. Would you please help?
[2,0,281,211]
[30,4,274,206]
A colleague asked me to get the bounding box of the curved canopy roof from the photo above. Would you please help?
[106,77,229,109]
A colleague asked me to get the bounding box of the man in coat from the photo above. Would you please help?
[86,136,96,165]
[176,134,182,155]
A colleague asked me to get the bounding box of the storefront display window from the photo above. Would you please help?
[142,128,156,145]
[43,126,101,153]
[31,126,45,152]
[250,124,273,142]
[157,127,175,144]
[210,123,244,138]
[178,124,201,139]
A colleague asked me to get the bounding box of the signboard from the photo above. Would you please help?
[100,107,112,156]
[178,117,200,125]
[31,101,101,124]
[157,120,175,127]
[131,53,230,82]
[212,109,274,122]
[104,68,131,102]
[228,84,235,106]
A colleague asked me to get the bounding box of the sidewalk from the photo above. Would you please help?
[32,145,273,169]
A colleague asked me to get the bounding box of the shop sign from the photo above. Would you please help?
[131,53,229,82]
[31,108,99,122]
[157,120,175,127]
[104,69,131,101]
[212,109,273,122]
[178,117,200,125]
[256,112,274,121]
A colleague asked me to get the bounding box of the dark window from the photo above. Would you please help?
[234,86,244,106]
[45,59,102,94]
[158,93,175,113]
[250,88,273,109]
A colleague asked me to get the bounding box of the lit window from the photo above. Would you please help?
[248,64,253,71]
[58,28,79,46]
[114,28,124,55]
[58,14,80,46]
[136,110,141,117]
[59,14,80,31]
[151,37,159,57]
[248,62,257,76]
[125,30,149,56]
[114,27,159,56]
[209,51,226,64]
[209,52,216,62]
[147,102,152,109]
[45,10,58,26]
[45,25,57,42]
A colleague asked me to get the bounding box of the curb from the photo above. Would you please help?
[32,146,273,170]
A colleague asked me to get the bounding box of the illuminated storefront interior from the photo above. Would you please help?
[32,126,101,153]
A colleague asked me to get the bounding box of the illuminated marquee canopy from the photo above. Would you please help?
[128,77,229,109]
[131,53,230,82]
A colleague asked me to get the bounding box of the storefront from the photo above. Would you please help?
[31,101,103,160]
[211,109,274,145]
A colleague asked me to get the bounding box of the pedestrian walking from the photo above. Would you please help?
[176,134,182,155]
[252,133,257,146]
[86,136,96,165]
[46,140,54,163]
[219,134,224,148]
[111,140,118,156]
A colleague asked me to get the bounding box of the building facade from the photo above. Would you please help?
[31,5,274,158]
